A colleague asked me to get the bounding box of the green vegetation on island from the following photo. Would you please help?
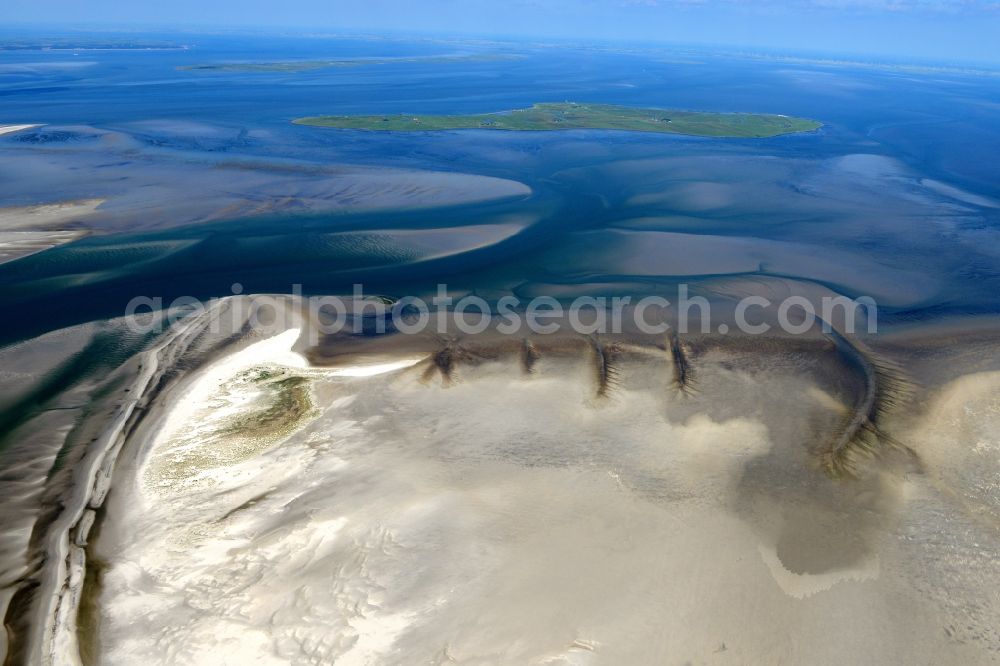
[293,102,822,137]
[223,374,313,442]
[179,53,521,73]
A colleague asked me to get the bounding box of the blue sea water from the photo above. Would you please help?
[2,31,1000,342]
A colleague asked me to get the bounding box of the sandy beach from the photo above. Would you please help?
[0,199,103,264]
[0,199,104,231]
[76,314,1000,665]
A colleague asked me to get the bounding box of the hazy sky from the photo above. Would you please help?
[3,0,1000,64]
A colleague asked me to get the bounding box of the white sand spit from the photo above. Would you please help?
[0,124,41,135]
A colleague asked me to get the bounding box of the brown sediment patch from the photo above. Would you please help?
[818,331,916,478]
[75,524,105,666]
[667,330,696,395]
[588,336,623,399]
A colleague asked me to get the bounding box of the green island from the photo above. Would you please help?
[179,53,520,73]
[292,102,822,137]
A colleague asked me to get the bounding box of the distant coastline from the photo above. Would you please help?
[0,40,187,51]
[178,53,521,73]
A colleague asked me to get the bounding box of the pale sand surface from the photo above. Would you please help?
[89,323,999,665]
[0,199,103,264]
[149,328,309,451]
[0,199,104,231]
[0,231,88,264]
